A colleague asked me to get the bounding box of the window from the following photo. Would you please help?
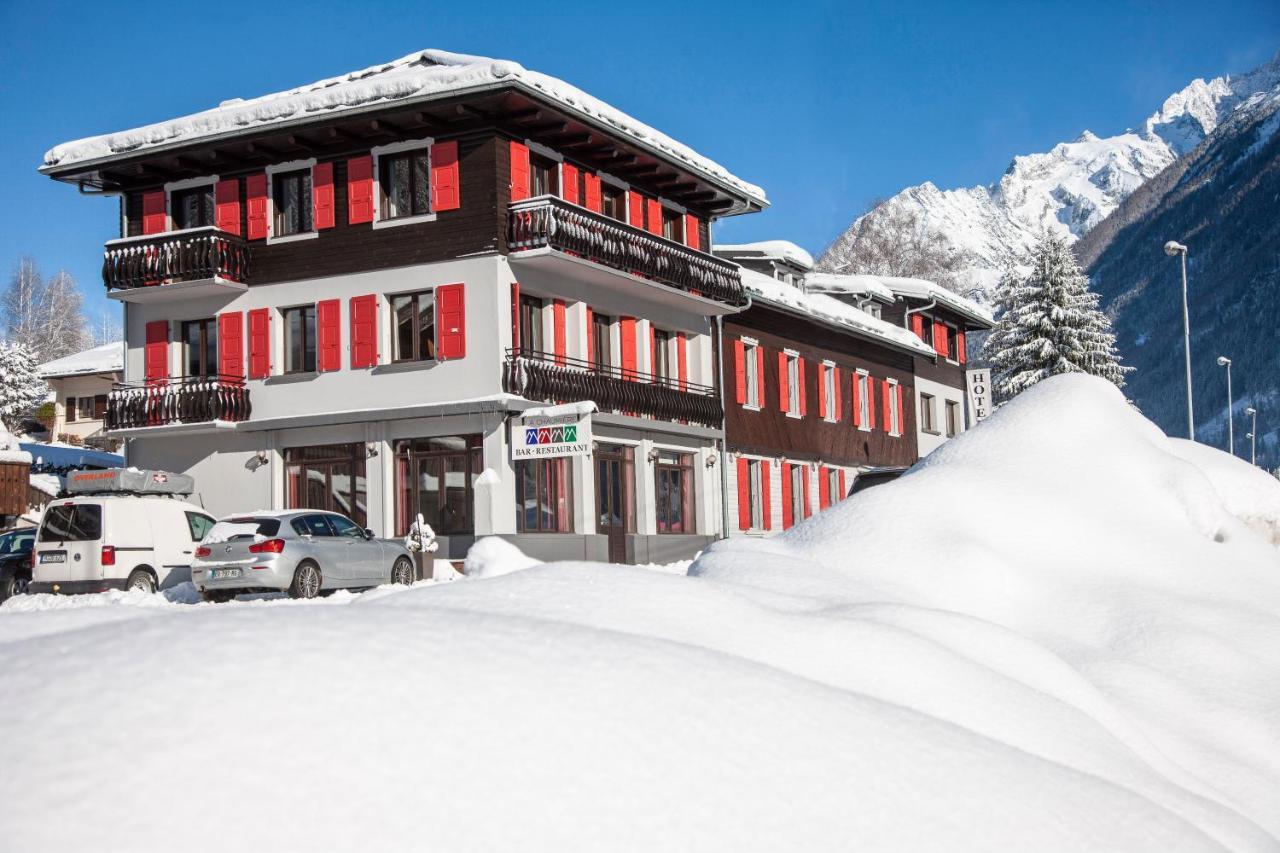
[285,443,367,527]
[185,512,216,542]
[945,400,961,437]
[661,208,682,242]
[273,168,313,236]
[866,303,882,320]
[283,305,317,374]
[519,295,544,355]
[69,396,98,422]
[601,186,626,222]
[516,457,573,532]
[531,154,558,197]
[394,435,483,536]
[920,393,937,433]
[328,514,366,539]
[380,148,431,220]
[823,362,837,422]
[828,467,842,503]
[94,395,107,420]
[889,381,902,436]
[172,185,214,230]
[789,464,805,525]
[222,517,282,539]
[856,372,871,430]
[747,459,764,530]
[786,354,800,417]
[591,312,612,368]
[946,326,960,361]
[743,340,760,409]
[917,318,934,347]
[39,503,102,542]
[655,451,696,534]
[653,329,671,385]
[182,318,218,379]
[391,291,436,363]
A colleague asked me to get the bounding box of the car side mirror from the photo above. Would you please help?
[363,528,375,540]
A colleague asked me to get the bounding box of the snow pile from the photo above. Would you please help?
[1166,437,1280,544]
[713,240,815,270]
[1,375,1278,851]
[36,341,124,378]
[462,535,541,578]
[42,49,765,207]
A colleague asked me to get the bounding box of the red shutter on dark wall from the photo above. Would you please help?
[142,191,167,235]
[347,156,374,225]
[561,163,580,205]
[733,339,746,404]
[245,174,268,240]
[676,333,688,390]
[350,294,379,368]
[798,358,807,416]
[934,321,949,358]
[802,467,812,518]
[313,162,335,229]
[247,308,271,379]
[818,363,827,419]
[627,191,644,228]
[761,460,772,530]
[215,179,241,235]
[509,141,531,202]
[737,458,751,531]
[511,282,521,352]
[778,352,789,411]
[435,283,466,360]
[646,199,663,236]
[684,213,700,250]
[317,299,341,372]
[553,299,567,364]
[957,330,967,364]
[911,314,925,340]
[818,467,830,510]
[620,317,638,379]
[781,464,794,529]
[431,140,460,211]
[833,368,842,421]
[882,380,893,432]
[217,312,244,378]
[144,321,169,384]
[584,173,602,213]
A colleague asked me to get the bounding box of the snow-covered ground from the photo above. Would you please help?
[1,375,1277,851]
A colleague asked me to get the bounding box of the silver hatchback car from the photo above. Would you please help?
[192,510,415,602]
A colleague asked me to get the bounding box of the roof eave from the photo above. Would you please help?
[747,293,933,358]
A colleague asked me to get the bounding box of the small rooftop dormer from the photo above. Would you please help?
[713,241,813,288]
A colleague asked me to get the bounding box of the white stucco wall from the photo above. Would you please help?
[914,375,967,457]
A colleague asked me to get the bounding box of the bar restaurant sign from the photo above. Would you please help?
[512,411,593,460]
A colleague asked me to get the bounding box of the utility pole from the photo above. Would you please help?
[1164,241,1194,440]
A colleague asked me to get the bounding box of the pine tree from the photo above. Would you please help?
[982,231,1131,402]
[0,342,49,431]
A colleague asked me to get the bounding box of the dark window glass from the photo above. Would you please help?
[380,149,431,219]
[273,168,313,236]
[391,291,436,362]
[655,451,695,534]
[515,458,572,532]
[327,514,365,539]
[595,444,635,533]
[182,318,218,379]
[601,186,626,222]
[224,517,282,539]
[394,435,482,536]
[592,313,611,369]
[519,295,544,355]
[531,155,558,197]
[947,326,959,358]
[172,186,215,230]
[919,319,934,347]
[39,504,103,542]
[185,512,216,542]
[661,208,682,242]
[284,305,317,374]
[284,443,367,527]
[921,393,936,433]
[653,329,670,383]
[945,400,960,437]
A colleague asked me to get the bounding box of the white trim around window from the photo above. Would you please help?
[855,368,871,432]
[265,158,319,245]
[888,378,902,437]
[784,348,801,419]
[741,336,761,411]
[371,136,438,230]
[822,359,837,423]
[163,175,219,233]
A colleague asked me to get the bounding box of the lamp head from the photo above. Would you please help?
[1217,356,1231,367]
[1164,240,1187,256]
[1246,407,1256,416]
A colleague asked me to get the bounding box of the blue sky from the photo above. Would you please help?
[1,0,1276,325]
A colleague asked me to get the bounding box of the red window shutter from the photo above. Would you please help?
[733,339,746,404]
[509,141,530,202]
[245,173,268,240]
[934,321,949,358]
[313,162,335,229]
[833,368,842,421]
[627,191,644,228]
[911,314,925,339]
[584,306,593,362]
[347,156,374,225]
[684,213,700,250]
[142,191,167,235]
[798,358,807,416]
[584,173,602,213]
[620,317,638,379]
[646,199,663,236]
[214,179,241,235]
[350,294,379,368]
[247,308,271,379]
[882,380,893,432]
[802,467,811,518]
[897,385,906,435]
[677,333,688,390]
[781,464,793,529]
[217,312,244,378]
[553,299,567,365]
[431,140,460,211]
[144,321,169,384]
[839,469,847,501]
[957,330,967,364]
[761,460,772,531]
[737,458,751,531]
[819,467,830,510]
[755,345,765,408]
[66,397,77,422]
[317,299,341,372]
[511,282,521,352]
[851,374,862,427]
[561,163,579,205]
[818,363,827,419]
[777,352,789,411]
[436,283,466,360]
[867,376,877,430]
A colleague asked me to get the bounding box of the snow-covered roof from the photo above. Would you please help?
[713,240,814,270]
[739,268,934,356]
[42,49,766,209]
[37,341,124,378]
[804,273,896,302]
[806,273,993,327]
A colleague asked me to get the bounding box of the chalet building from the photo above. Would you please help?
[711,242,937,534]
[37,342,124,449]
[805,274,993,456]
[40,50,767,567]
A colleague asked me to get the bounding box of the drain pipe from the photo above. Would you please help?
[716,292,752,541]
[903,298,938,361]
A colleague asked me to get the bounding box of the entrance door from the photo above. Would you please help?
[595,444,634,563]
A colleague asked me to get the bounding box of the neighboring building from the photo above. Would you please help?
[806,275,993,456]
[40,50,766,565]
[36,342,124,447]
[712,242,936,535]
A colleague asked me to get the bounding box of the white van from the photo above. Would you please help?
[29,471,216,595]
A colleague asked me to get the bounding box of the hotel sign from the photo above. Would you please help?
[511,411,593,460]
[965,368,993,424]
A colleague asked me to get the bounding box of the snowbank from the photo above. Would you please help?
[1,376,1277,851]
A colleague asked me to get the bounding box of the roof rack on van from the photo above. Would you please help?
[65,468,195,497]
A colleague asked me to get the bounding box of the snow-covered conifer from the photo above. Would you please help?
[0,342,49,431]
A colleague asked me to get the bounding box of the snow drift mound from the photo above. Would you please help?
[1,376,1277,852]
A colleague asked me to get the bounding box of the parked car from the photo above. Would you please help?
[30,496,217,595]
[192,510,416,602]
[0,528,36,602]
[848,466,910,497]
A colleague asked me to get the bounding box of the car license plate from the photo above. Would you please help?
[40,552,66,564]
[209,568,242,580]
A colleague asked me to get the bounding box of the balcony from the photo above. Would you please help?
[102,227,249,303]
[503,349,723,429]
[508,197,746,313]
[106,376,251,432]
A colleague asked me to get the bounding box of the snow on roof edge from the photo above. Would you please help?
[713,241,814,270]
[37,341,125,378]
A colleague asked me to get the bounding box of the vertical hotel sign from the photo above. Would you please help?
[512,411,593,459]
[965,368,993,424]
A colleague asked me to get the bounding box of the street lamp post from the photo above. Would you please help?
[1164,241,1194,440]
[1216,356,1233,455]
[1245,407,1257,465]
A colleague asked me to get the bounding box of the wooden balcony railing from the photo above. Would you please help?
[106,375,251,430]
[103,227,249,292]
[503,349,723,428]
[508,196,746,307]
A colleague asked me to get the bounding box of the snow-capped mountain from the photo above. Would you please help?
[818,52,1280,297]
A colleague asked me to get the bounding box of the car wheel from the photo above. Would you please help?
[289,561,322,600]
[126,569,156,594]
[391,556,415,586]
[0,574,20,603]
[201,589,236,604]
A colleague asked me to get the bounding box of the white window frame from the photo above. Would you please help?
[742,337,761,411]
[945,399,961,438]
[789,463,805,523]
[164,175,219,235]
[266,158,319,245]
[822,359,837,423]
[279,302,319,376]
[371,137,437,230]
[747,458,765,531]
[784,349,801,419]
[866,302,882,320]
[386,287,439,365]
[888,378,902,437]
[856,369,871,431]
[827,467,841,503]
